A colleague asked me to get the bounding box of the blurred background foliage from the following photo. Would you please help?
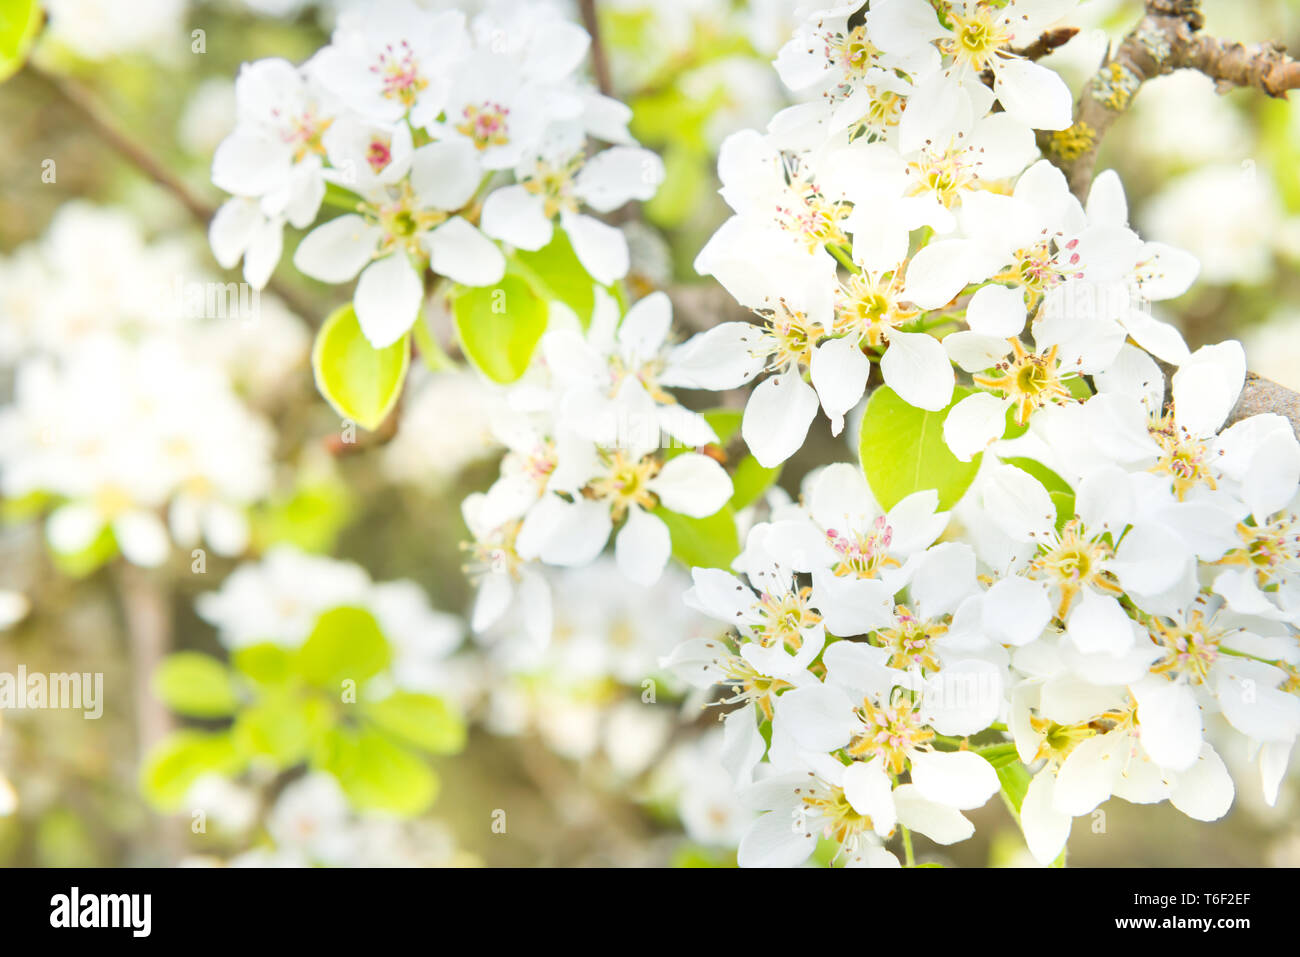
[1,0,1299,867]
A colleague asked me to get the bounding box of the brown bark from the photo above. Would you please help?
[1048,0,1300,199]
[1037,1,1300,437]
[1227,373,1300,434]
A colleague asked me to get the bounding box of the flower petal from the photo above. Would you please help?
[810,336,871,435]
[880,330,954,411]
[354,253,422,348]
[908,749,999,810]
[649,453,733,518]
[741,369,819,468]
[480,184,553,250]
[293,214,380,283]
[426,216,506,287]
[614,506,671,586]
[561,211,629,285]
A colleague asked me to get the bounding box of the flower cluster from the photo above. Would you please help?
[186,0,1300,867]
[0,204,306,567]
[461,288,745,642]
[43,0,187,62]
[183,771,477,868]
[210,0,664,348]
[688,1,1209,468]
[639,0,1300,867]
[475,557,708,769]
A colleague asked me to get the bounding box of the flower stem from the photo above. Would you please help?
[826,242,858,274]
[1220,646,1288,668]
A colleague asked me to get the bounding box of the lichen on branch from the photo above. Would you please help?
[1048,0,1300,199]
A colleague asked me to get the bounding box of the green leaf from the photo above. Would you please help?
[1001,403,1029,441]
[233,697,331,767]
[410,309,458,371]
[451,275,548,383]
[730,454,781,512]
[0,0,40,83]
[994,754,1067,865]
[231,643,294,686]
[311,303,409,431]
[654,504,740,570]
[362,692,466,755]
[250,479,352,555]
[48,521,117,578]
[140,731,244,810]
[315,727,439,816]
[859,385,982,511]
[1049,491,1074,529]
[321,181,362,212]
[629,86,721,154]
[295,606,391,691]
[153,652,239,718]
[672,845,737,868]
[509,230,597,324]
[1066,374,1093,400]
[701,408,743,445]
[645,144,707,228]
[976,741,1022,768]
[996,760,1032,816]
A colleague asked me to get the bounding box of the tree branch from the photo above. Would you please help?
[114,564,174,756]
[1227,373,1300,433]
[980,25,1079,86]
[1033,0,1300,439]
[29,62,325,323]
[1047,0,1300,199]
[1015,26,1080,62]
[32,63,219,222]
[578,0,613,97]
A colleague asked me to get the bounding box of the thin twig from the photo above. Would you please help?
[980,26,1080,87]
[1032,0,1300,437]
[114,564,174,756]
[31,63,218,222]
[28,62,324,321]
[1047,0,1300,199]
[578,0,614,97]
[115,563,196,863]
[1016,26,1081,61]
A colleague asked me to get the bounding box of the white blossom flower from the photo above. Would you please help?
[314,1,469,128]
[737,761,900,868]
[542,290,720,452]
[293,139,505,346]
[772,2,938,147]
[480,126,664,285]
[870,0,1077,145]
[461,491,554,648]
[517,440,731,587]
